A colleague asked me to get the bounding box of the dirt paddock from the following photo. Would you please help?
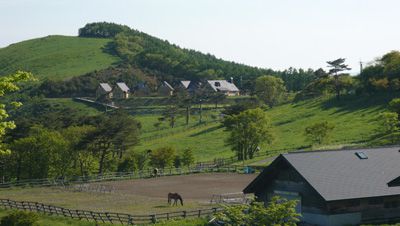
[103,173,258,202]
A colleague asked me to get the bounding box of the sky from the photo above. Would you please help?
[1,0,400,74]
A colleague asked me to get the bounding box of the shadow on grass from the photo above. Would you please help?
[189,125,223,137]
[319,93,399,114]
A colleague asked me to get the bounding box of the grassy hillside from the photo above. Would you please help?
[136,94,394,161]
[0,35,119,80]
[42,94,393,162]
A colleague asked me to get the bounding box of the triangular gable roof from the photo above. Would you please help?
[161,81,174,90]
[180,81,191,89]
[99,83,112,92]
[207,80,239,92]
[244,146,400,201]
[116,82,130,92]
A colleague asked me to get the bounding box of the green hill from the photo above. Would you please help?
[135,94,393,162]
[0,35,119,80]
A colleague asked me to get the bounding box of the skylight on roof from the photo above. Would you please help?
[355,151,368,159]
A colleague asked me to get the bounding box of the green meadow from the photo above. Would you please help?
[0,36,119,80]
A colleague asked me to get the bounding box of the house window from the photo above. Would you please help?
[215,82,221,87]
[368,197,383,205]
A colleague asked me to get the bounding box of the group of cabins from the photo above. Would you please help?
[96,79,240,100]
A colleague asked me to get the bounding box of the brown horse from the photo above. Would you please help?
[168,193,183,206]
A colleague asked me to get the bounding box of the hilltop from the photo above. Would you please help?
[0,35,119,80]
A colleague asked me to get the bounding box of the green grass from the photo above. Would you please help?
[0,208,208,226]
[0,35,119,80]
[45,98,102,116]
[43,94,395,163]
[0,208,116,226]
[136,94,395,162]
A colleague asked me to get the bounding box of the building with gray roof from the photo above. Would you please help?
[96,83,113,100]
[114,82,130,99]
[244,146,400,225]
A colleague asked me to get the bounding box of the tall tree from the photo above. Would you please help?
[80,110,141,174]
[224,108,274,160]
[327,58,351,100]
[255,75,286,108]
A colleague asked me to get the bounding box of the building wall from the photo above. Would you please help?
[113,88,129,99]
[158,86,173,96]
[96,87,112,99]
[303,212,361,226]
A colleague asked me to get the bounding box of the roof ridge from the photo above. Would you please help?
[285,144,400,155]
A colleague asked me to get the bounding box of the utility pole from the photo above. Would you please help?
[360,61,364,74]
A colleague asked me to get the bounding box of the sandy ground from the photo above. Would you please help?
[102,172,258,201]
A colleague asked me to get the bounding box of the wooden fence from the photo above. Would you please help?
[0,165,242,189]
[0,199,221,225]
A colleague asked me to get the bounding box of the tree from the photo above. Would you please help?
[61,125,97,176]
[304,121,335,146]
[181,148,195,166]
[149,147,176,169]
[160,105,180,128]
[0,71,33,156]
[389,98,400,121]
[255,75,286,107]
[379,112,398,139]
[224,108,274,160]
[80,110,141,174]
[172,88,192,126]
[9,126,69,179]
[326,58,351,100]
[215,196,300,226]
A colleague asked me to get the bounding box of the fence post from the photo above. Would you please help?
[151,214,157,223]
[183,211,187,218]
[128,215,133,225]
[198,209,201,217]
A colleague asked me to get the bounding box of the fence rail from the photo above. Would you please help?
[0,199,221,225]
[0,165,243,189]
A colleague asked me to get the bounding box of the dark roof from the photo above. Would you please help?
[244,146,400,201]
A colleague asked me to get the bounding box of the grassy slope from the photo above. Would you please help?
[44,94,393,162]
[137,94,393,161]
[0,35,119,80]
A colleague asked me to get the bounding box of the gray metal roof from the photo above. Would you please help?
[99,83,112,92]
[180,81,191,89]
[162,81,174,90]
[116,82,130,92]
[245,146,400,201]
[207,80,239,92]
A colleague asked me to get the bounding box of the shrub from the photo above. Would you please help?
[0,211,39,226]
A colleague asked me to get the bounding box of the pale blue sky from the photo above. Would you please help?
[1,0,399,73]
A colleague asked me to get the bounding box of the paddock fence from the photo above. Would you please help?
[0,199,221,225]
[0,165,244,189]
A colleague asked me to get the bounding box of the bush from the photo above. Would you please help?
[0,211,39,226]
[150,147,176,169]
